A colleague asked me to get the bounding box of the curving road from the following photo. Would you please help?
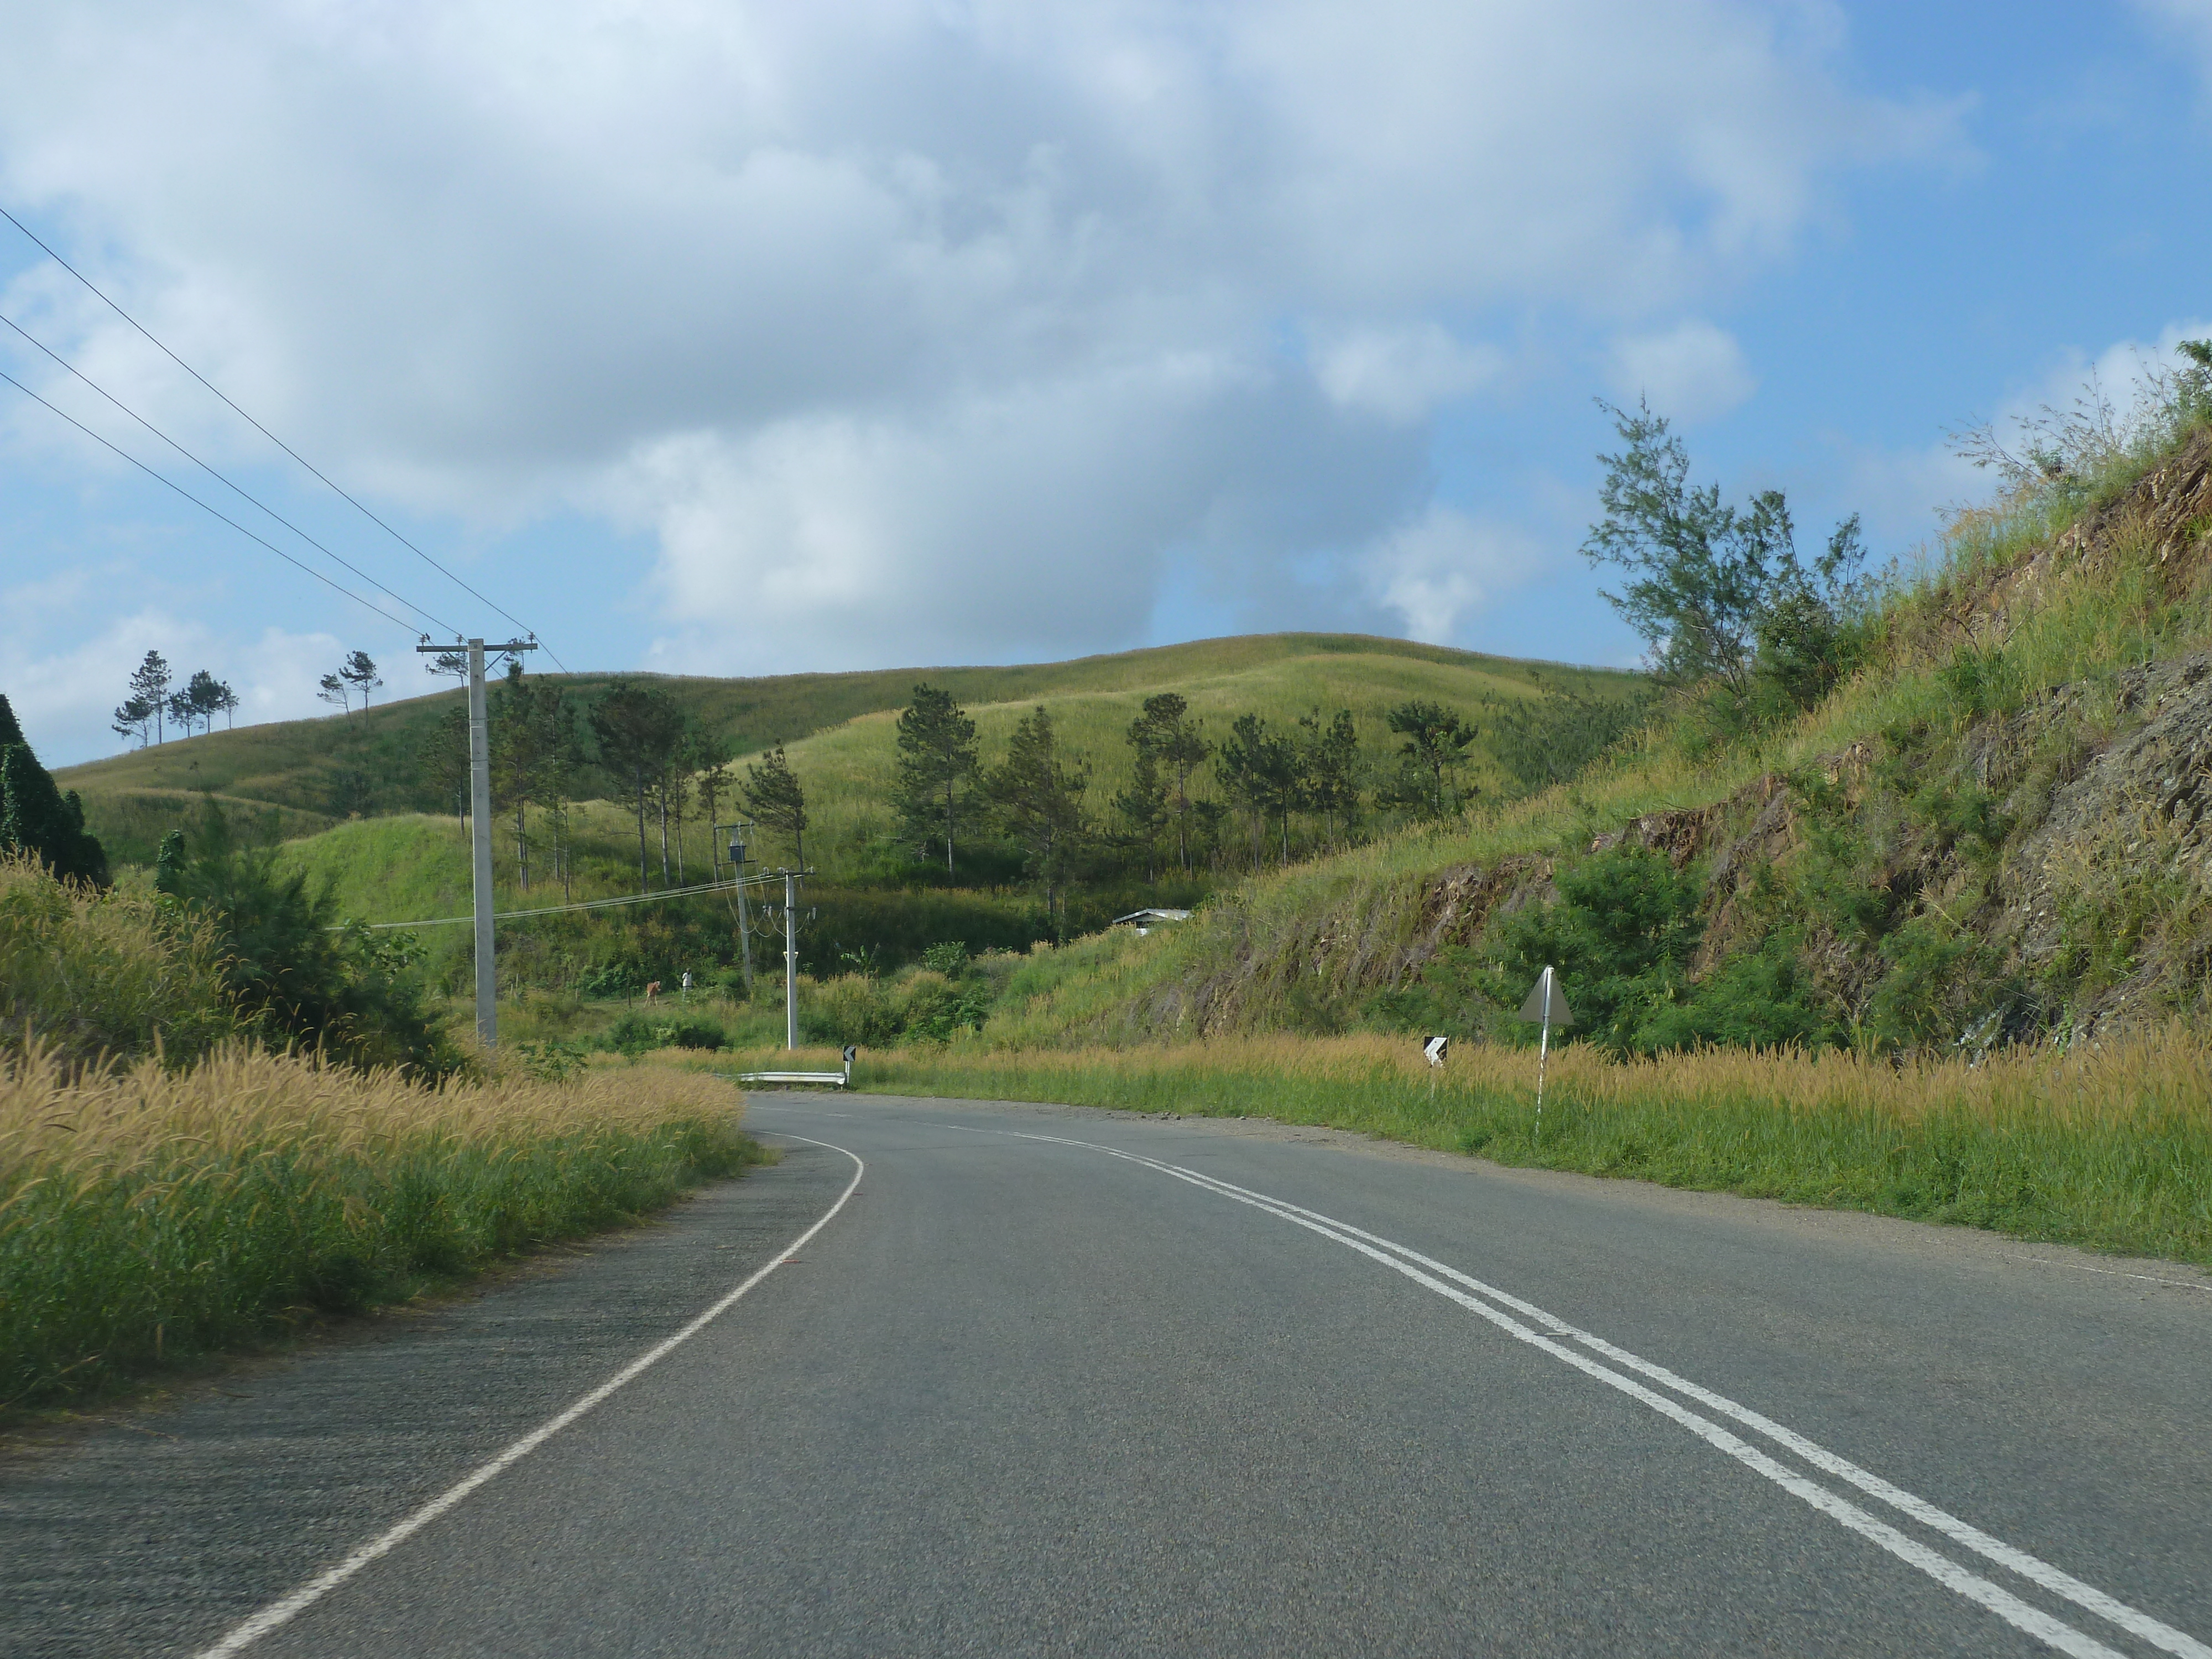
[7,1092,2210,1657]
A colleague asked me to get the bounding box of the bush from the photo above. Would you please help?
[898,971,996,1043]
[602,1013,727,1056]
[1632,932,1841,1053]
[807,973,905,1047]
[154,801,461,1080]
[1479,845,1704,1052]
[1488,683,1660,797]
[1748,591,1867,722]
[1865,916,2005,1050]
[576,963,639,998]
[0,853,233,1072]
[921,940,971,975]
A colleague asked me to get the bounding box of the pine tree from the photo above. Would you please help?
[1385,700,1478,817]
[892,684,979,874]
[169,669,225,738]
[416,702,471,828]
[1216,713,1302,868]
[983,707,1088,936]
[111,695,155,748]
[0,693,108,884]
[1298,708,1361,847]
[340,650,384,709]
[127,651,172,743]
[740,744,810,872]
[492,665,566,893]
[1127,693,1209,874]
[693,735,734,880]
[1112,741,1168,880]
[590,682,686,892]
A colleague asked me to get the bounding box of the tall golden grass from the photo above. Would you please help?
[816,1030,2212,1264]
[0,852,231,1072]
[1,1044,757,1410]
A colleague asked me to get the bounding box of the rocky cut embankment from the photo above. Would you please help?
[1120,426,2212,1048]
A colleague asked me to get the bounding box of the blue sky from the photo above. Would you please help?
[4,1,2210,765]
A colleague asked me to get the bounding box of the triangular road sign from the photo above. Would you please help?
[1518,967,1574,1026]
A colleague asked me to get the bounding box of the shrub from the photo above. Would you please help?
[921,940,971,975]
[1488,683,1660,797]
[576,963,639,998]
[0,853,233,1072]
[1479,845,1704,1052]
[602,1013,727,1055]
[806,973,905,1047]
[1865,916,2005,1050]
[1632,932,1841,1053]
[154,802,462,1080]
[897,971,995,1043]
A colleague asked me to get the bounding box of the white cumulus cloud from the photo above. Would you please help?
[1608,319,1759,424]
[0,0,1966,746]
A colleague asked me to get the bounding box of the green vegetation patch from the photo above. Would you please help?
[0,1047,762,1413]
[826,1034,2212,1267]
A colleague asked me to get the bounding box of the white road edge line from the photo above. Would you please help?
[194,1134,866,1658]
[930,1117,2197,1659]
[1176,1165,2211,1659]
[1999,1253,2212,1292]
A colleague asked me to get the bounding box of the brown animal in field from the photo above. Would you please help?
[643,980,662,1002]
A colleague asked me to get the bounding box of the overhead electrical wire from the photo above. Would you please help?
[352,870,791,930]
[0,307,459,638]
[0,364,418,632]
[0,203,569,669]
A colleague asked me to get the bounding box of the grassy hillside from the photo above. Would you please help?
[976,417,2212,1055]
[58,634,1638,869]
[748,643,1635,876]
[202,634,1638,991]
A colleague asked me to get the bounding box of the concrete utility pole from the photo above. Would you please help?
[419,635,536,1049]
[719,821,757,994]
[760,867,812,1051]
[783,870,800,1051]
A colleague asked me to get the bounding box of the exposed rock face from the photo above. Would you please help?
[1098,429,2212,1047]
[1991,650,2212,1032]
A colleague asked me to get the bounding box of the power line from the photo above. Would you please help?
[0,366,418,632]
[352,870,795,930]
[0,202,569,670]
[0,307,458,637]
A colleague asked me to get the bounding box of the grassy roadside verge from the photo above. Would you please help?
[729,1035,2212,1267]
[1,1047,763,1413]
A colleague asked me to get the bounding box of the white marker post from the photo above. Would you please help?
[1423,1035,1448,1105]
[1517,966,1574,1142]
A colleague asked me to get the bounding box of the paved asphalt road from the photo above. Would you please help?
[7,1092,2210,1658]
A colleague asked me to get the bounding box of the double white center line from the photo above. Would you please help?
[979,1124,2205,1659]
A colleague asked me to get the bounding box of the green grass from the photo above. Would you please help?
[58,633,1641,877]
[985,426,2212,1045]
[75,635,1638,985]
[786,1032,2212,1266]
[0,1046,764,1412]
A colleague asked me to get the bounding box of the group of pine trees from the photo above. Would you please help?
[111,650,240,747]
[315,650,384,715]
[110,648,396,750]
[877,683,1493,923]
[415,670,813,904]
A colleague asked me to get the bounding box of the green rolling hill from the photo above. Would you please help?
[58,634,1644,876]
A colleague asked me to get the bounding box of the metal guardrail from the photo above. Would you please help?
[734,1049,854,1089]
